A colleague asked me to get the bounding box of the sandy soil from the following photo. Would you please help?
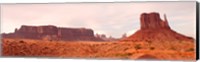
[2,38,196,60]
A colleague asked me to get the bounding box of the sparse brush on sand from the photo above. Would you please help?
[2,38,195,60]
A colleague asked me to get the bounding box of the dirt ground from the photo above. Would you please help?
[2,38,196,60]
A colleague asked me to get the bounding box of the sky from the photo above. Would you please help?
[1,2,196,39]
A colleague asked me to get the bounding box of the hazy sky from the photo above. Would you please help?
[1,2,196,39]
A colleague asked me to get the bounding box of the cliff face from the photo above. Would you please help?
[140,12,170,29]
[123,12,194,42]
[2,25,102,41]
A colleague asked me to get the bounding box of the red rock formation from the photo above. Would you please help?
[140,12,170,29]
[2,25,103,41]
[123,12,194,42]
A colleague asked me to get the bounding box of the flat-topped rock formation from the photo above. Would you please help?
[140,12,170,29]
[123,12,194,42]
[2,25,103,41]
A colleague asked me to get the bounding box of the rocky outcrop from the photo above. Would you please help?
[95,34,119,41]
[140,12,170,29]
[123,12,194,42]
[2,25,103,41]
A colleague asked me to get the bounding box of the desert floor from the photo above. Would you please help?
[2,38,196,60]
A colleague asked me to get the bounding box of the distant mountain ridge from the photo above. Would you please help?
[2,25,103,41]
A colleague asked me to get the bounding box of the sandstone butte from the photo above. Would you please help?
[2,25,103,41]
[122,12,194,42]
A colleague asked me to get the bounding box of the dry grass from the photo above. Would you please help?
[2,38,195,60]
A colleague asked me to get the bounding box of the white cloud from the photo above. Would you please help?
[1,2,196,38]
[126,28,139,37]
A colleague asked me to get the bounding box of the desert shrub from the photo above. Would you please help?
[186,48,194,52]
[146,40,152,44]
[19,40,24,43]
[150,47,155,50]
[49,40,53,41]
[123,48,129,51]
[170,47,176,50]
[113,42,117,44]
[43,47,49,50]
[115,53,132,57]
[134,44,141,50]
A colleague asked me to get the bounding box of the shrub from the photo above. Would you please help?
[115,53,132,57]
[146,40,152,44]
[150,47,155,50]
[123,48,129,51]
[134,44,141,50]
[186,48,194,52]
[19,40,24,43]
[170,47,176,50]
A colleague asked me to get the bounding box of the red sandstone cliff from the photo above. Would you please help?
[2,25,103,41]
[123,12,194,42]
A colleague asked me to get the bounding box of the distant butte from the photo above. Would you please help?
[2,25,103,41]
[123,12,194,42]
[140,12,170,29]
